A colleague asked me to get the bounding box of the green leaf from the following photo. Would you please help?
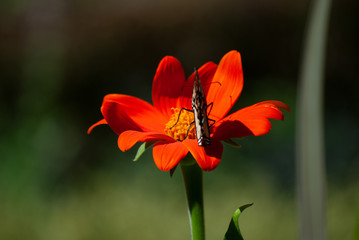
[224,203,253,240]
[223,138,241,148]
[170,164,178,178]
[133,141,156,162]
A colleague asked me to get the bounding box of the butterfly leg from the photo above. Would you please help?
[207,102,214,115]
[184,121,195,141]
[174,121,195,142]
[208,118,216,128]
[170,107,193,129]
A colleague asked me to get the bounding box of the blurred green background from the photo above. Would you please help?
[0,0,358,239]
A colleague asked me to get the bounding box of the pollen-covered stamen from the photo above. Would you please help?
[164,108,196,141]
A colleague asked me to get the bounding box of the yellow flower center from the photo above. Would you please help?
[164,108,196,141]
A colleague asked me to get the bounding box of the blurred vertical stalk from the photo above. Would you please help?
[354,178,359,240]
[355,211,359,239]
[296,0,331,239]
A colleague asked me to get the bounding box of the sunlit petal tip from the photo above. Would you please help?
[87,119,107,134]
[152,56,187,118]
[206,50,244,120]
[223,50,242,60]
[219,50,243,72]
[258,100,290,113]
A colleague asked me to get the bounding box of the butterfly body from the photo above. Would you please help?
[192,69,211,146]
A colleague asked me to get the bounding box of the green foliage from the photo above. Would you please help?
[133,141,156,162]
[224,204,253,240]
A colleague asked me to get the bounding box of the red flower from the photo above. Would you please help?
[88,50,289,171]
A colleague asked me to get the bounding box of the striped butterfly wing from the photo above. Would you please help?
[192,69,211,146]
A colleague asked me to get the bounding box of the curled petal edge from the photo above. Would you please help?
[253,100,290,113]
[213,101,289,140]
[88,119,107,134]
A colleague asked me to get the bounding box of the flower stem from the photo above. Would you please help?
[181,160,205,240]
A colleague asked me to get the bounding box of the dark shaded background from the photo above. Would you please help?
[1,0,358,239]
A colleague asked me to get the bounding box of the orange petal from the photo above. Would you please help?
[117,130,174,151]
[206,50,244,120]
[152,141,189,171]
[212,120,255,140]
[213,101,287,140]
[253,100,290,112]
[87,119,107,134]
[182,139,223,171]
[152,56,187,119]
[101,94,167,136]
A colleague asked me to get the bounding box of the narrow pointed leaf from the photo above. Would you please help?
[224,203,253,240]
[223,138,242,148]
[133,141,156,162]
[170,164,178,178]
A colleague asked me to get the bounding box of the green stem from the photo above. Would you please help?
[181,159,205,240]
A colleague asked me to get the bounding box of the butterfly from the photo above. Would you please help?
[171,68,216,146]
